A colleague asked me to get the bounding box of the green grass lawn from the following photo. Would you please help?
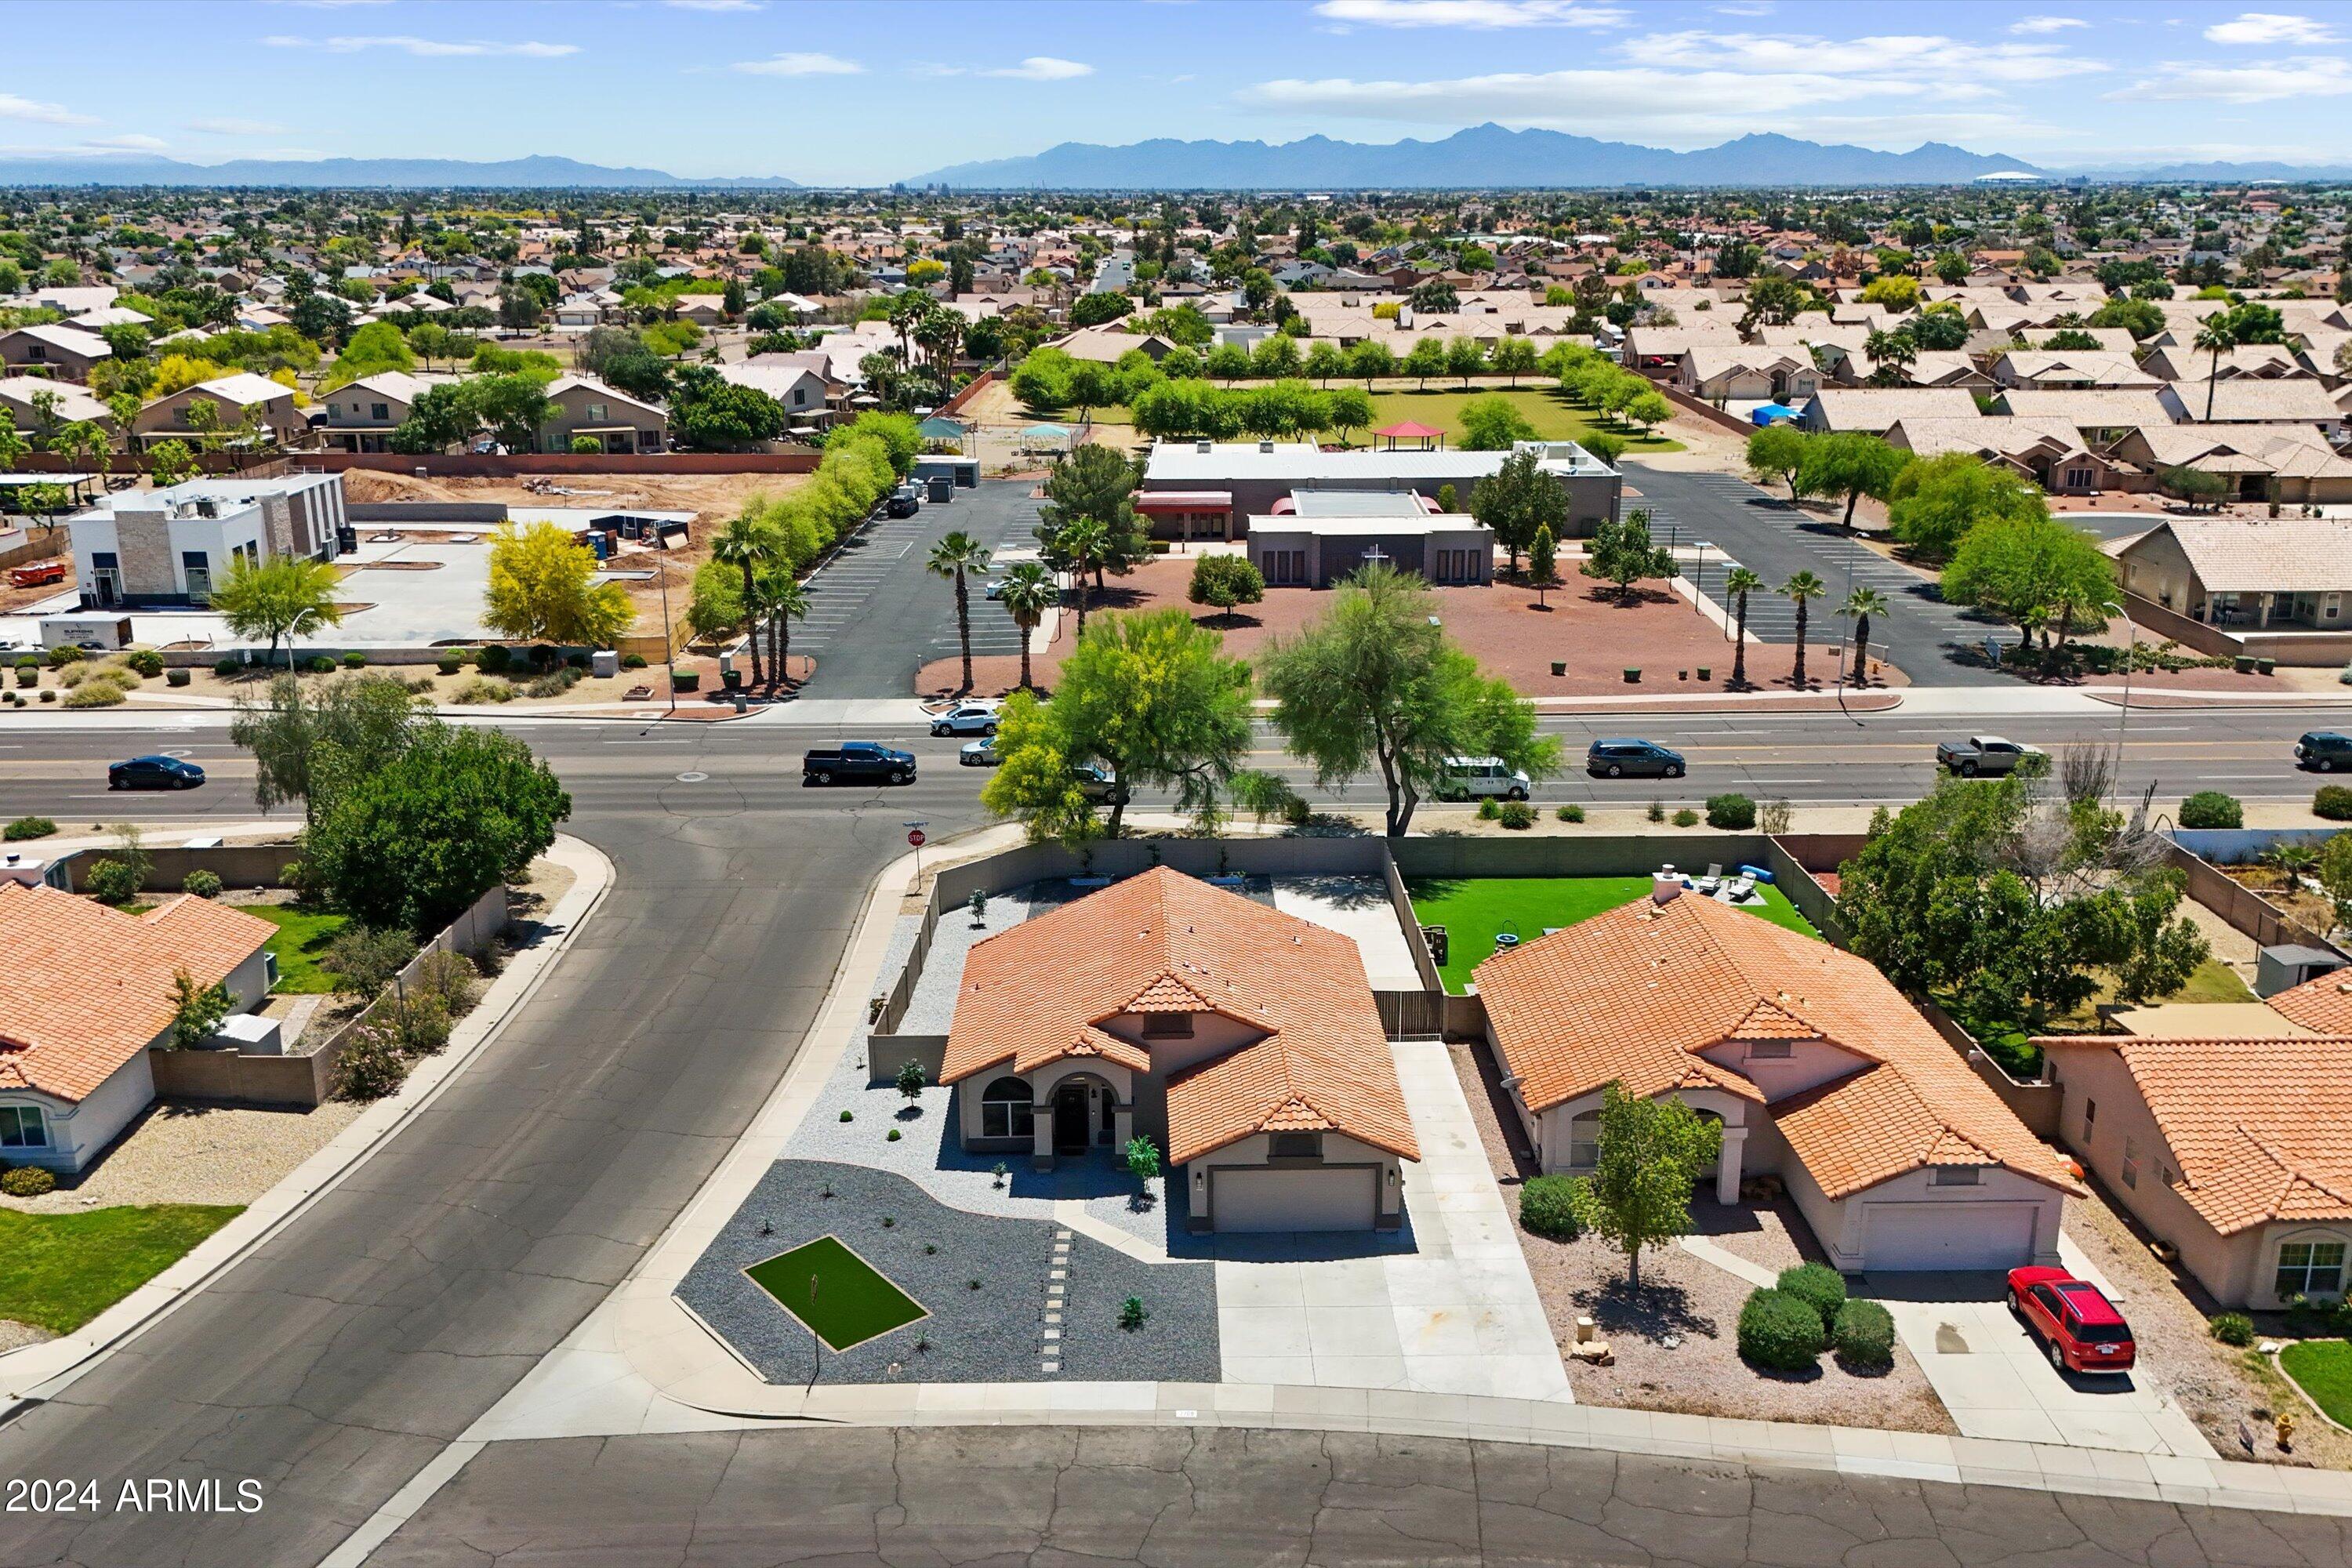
[242,906,352,994]
[1407,876,1817,993]
[1364,387,1686,454]
[744,1235,927,1351]
[0,1204,243,1334]
[2280,1339,2352,1427]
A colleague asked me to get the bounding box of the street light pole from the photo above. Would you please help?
[2105,598,2137,801]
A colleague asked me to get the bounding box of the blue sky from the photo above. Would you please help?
[4,1,2349,182]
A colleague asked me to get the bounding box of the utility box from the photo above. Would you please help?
[591,648,619,678]
[207,1013,285,1056]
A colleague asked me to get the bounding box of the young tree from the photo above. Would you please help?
[1796,431,1909,531]
[1528,522,1558,608]
[1745,424,1809,503]
[1186,553,1265,626]
[1403,336,1446,390]
[1469,446,1566,575]
[1490,335,1539,387]
[1624,389,1671,434]
[1445,336,1487,390]
[230,671,428,822]
[211,554,343,670]
[1261,564,1560,836]
[996,561,1059,692]
[927,530,994,693]
[710,510,782,685]
[0,408,24,473]
[1723,566,1764,688]
[168,969,234,1051]
[1348,339,1396,387]
[147,437,199,487]
[1563,1084,1722,1287]
[1941,513,2114,659]
[484,521,634,647]
[1581,507,1678,603]
[1779,570,1827,687]
[1842,586,1888,685]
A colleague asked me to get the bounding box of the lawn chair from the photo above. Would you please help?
[1722,874,1756,903]
[1695,862,1723,895]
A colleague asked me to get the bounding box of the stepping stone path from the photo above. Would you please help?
[1041,1227,1071,1374]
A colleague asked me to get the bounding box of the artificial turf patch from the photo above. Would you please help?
[743,1234,927,1350]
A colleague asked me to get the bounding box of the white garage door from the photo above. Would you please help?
[1212,1167,1377,1233]
[1860,1201,2038,1272]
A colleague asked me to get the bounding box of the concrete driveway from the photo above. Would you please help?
[1868,1243,2215,1457]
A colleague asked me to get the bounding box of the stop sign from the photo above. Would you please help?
[907,829,926,848]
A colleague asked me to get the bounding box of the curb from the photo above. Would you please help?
[0,833,616,1406]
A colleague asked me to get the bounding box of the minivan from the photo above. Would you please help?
[1437,756,1530,800]
[1586,739,1686,779]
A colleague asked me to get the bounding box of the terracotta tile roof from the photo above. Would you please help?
[0,883,274,1103]
[2267,969,2352,1034]
[1475,892,2078,1200]
[2038,1036,2352,1233]
[942,866,1417,1166]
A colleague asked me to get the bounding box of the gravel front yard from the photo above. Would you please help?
[0,1099,361,1214]
[1447,1042,1955,1434]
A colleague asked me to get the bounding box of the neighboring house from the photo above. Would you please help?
[0,881,276,1175]
[938,866,1419,1234]
[1675,347,1819,402]
[1796,387,1980,434]
[1883,416,2127,495]
[0,323,111,383]
[717,361,833,426]
[2040,1028,2352,1308]
[67,472,349,608]
[671,294,729,327]
[2160,379,2347,441]
[132,372,303,452]
[0,376,115,445]
[2139,343,2309,382]
[318,371,454,453]
[1987,350,2160,391]
[1244,490,1495,588]
[1474,884,2080,1272]
[535,376,667,454]
[1140,438,1621,541]
[2110,424,2352,506]
[2113,517,2352,638]
[1991,389,2176,448]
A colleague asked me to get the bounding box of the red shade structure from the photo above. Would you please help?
[1372,419,1445,452]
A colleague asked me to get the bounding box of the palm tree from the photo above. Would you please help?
[2194,319,2235,422]
[760,572,808,688]
[1054,517,1109,635]
[1724,567,1763,688]
[927,530,994,693]
[1842,586,1888,685]
[711,510,781,686]
[1780,570,1828,688]
[996,562,1058,693]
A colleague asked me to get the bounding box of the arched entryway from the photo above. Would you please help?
[1048,1072,1119,1156]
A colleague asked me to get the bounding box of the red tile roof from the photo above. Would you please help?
[2265,968,2352,1035]
[0,884,275,1102]
[942,867,1418,1166]
[1475,891,2078,1200]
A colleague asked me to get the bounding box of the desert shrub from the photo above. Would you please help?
[1,1166,56,1197]
[13,666,34,688]
[1518,1174,1586,1240]
[1283,794,1313,826]
[2209,1312,2256,1347]
[214,655,241,677]
[1738,1287,1826,1371]
[1777,1262,1848,1327]
[622,652,648,669]
[1671,807,1700,827]
[1705,793,1757,830]
[1497,800,1537,829]
[477,644,514,675]
[325,923,419,997]
[307,655,335,673]
[125,649,165,677]
[335,1023,407,1102]
[392,993,452,1058]
[343,651,368,669]
[1476,797,1501,820]
[37,688,53,702]
[1555,803,1584,822]
[435,652,466,676]
[452,676,516,705]
[11,654,33,671]
[411,948,478,1012]
[2178,790,2242,829]
[2318,786,2352,821]
[82,856,144,904]
[1831,1298,1896,1370]
[56,662,89,688]
[524,666,583,699]
[1646,797,1666,822]
[46,644,84,668]
[181,869,223,898]
[4,817,56,841]
[165,667,191,687]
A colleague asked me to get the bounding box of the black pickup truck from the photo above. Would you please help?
[803,742,917,786]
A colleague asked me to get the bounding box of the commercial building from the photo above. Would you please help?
[66,472,349,609]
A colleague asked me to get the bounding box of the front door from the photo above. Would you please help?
[1053,1083,1091,1155]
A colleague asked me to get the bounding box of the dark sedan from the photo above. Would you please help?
[108,755,205,791]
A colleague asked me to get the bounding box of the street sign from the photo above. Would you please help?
[907,829,926,848]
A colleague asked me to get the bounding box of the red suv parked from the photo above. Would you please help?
[2007,1266,2136,1374]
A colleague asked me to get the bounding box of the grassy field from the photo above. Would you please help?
[1406,876,1817,994]
[745,1235,927,1351]
[0,1204,242,1334]
[242,906,352,994]
[1364,387,1686,453]
[2280,1339,2352,1427]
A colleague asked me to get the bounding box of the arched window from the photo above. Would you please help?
[981,1076,1034,1141]
[1568,1110,1602,1170]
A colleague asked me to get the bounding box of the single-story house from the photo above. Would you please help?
[0,376,115,445]
[0,882,277,1174]
[1475,884,2080,1272]
[939,866,1419,1234]
[2114,517,2352,637]
[1796,387,1980,434]
[1991,389,2176,448]
[535,376,667,455]
[2040,1024,2352,1308]
[2161,379,2347,441]
[1883,416,2126,495]
[1988,350,2160,391]
[2111,425,2352,506]
[2138,343,2310,383]
[1675,347,1819,403]
[0,323,111,383]
[717,361,833,426]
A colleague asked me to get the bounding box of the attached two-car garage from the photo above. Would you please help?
[1209,1167,1378,1233]
[1860,1201,2041,1272]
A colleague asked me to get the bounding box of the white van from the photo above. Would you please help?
[1437,755,1530,801]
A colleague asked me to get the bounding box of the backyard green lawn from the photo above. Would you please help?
[1407,876,1817,993]
[2280,1338,2352,1428]
[1365,387,1686,454]
[0,1204,242,1334]
[744,1236,927,1351]
[243,906,352,994]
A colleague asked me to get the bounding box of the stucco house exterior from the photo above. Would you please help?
[132,372,303,452]
[938,866,1419,1234]
[318,371,457,453]
[535,376,667,454]
[0,323,111,383]
[0,883,277,1174]
[1475,884,2080,1272]
[2114,517,2352,642]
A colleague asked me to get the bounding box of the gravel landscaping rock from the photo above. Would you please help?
[675,1160,1214,1385]
[0,1319,53,1352]
[0,1100,362,1214]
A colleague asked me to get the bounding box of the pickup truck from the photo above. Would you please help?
[802,742,917,786]
[1936,735,2044,777]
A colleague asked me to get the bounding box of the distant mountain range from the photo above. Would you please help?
[0,153,800,190]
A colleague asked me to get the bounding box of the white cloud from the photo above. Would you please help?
[187,117,292,136]
[1618,30,2106,85]
[1713,1,1774,13]
[261,34,579,57]
[2205,12,2340,45]
[1312,1,1628,27]
[84,133,170,151]
[1243,67,1930,139]
[982,56,1095,80]
[2009,14,2088,33]
[2107,56,2352,101]
[731,51,865,76]
[0,93,97,128]
[666,0,763,9]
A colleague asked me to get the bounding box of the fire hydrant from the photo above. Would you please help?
[2276,1411,2297,1452]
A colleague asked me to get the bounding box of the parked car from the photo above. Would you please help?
[802,742,916,786]
[2296,731,2352,771]
[984,572,1011,601]
[1936,735,2043,777]
[1586,739,1684,779]
[1437,755,1531,800]
[2007,1266,2136,1375]
[1074,761,1120,802]
[884,484,921,519]
[930,702,1000,737]
[108,755,205,791]
[960,736,1000,767]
